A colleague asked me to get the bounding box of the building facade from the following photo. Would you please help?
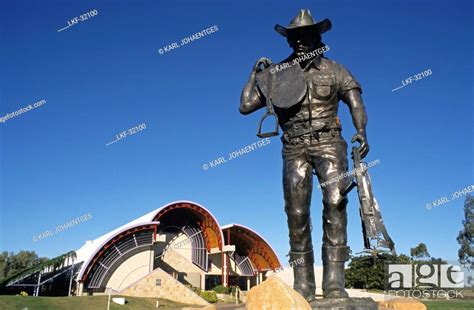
[74,200,281,296]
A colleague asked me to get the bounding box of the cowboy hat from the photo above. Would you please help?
[274,9,332,37]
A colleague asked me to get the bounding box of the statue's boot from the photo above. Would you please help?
[322,246,350,298]
[291,250,316,302]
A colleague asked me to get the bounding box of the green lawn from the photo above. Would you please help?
[3,295,473,310]
[422,299,474,310]
[0,295,195,310]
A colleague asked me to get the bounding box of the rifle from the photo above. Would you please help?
[344,147,396,256]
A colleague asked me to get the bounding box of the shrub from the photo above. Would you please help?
[212,285,230,294]
[230,285,240,295]
[185,284,201,295]
[200,291,218,303]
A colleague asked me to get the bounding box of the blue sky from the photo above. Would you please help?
[0,0,473,265]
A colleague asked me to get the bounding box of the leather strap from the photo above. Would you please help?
[257,67,280,138]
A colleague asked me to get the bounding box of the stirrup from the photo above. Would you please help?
[256,110,279,138]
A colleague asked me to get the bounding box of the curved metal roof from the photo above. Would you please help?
[77,221,159,283]
[151,201,225,251]
[75,201,281,287]
[222,223,282,271]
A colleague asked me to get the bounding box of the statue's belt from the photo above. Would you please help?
[283,117,340,139]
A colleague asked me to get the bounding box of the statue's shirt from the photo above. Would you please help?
[273,56,362,132]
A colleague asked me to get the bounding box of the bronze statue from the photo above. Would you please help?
[240,9,387,309]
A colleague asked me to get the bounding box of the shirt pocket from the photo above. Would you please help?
[312,76,335,100]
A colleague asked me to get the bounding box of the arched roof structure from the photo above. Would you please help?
[222,223,281,272]
[75,201,281,292]
[151,201,224,251]
[78,222,159,289]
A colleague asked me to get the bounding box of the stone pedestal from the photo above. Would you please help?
[310,297,378,310]
[377,298,427,310]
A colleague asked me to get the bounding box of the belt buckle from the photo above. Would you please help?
[283,133,296,145]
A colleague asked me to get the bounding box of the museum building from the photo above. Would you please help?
[5,200,281,302]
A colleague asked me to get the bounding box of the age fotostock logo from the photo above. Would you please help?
[388,264,464,288]
[385,263,469,299]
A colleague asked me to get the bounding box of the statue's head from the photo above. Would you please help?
[274,9,331,57]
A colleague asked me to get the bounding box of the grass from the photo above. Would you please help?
[3,294,472,310]
[422,299,474,310]
[0,295,195,310]
[367,288,474,309]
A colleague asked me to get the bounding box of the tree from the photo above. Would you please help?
[0,251,48,283]
[345,253,411,290]
[0,250,76,296]
[346,240,453,291]
[457,194,474,269]
[410,242,430,260]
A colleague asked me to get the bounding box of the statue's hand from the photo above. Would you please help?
[351,130,369,158]
[253,57,272,73]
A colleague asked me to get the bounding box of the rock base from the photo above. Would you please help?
[310,297,378,310]
[246,276,311,310]
[377,298,427,310]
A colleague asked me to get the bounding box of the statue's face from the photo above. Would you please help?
[287,29,320,57]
